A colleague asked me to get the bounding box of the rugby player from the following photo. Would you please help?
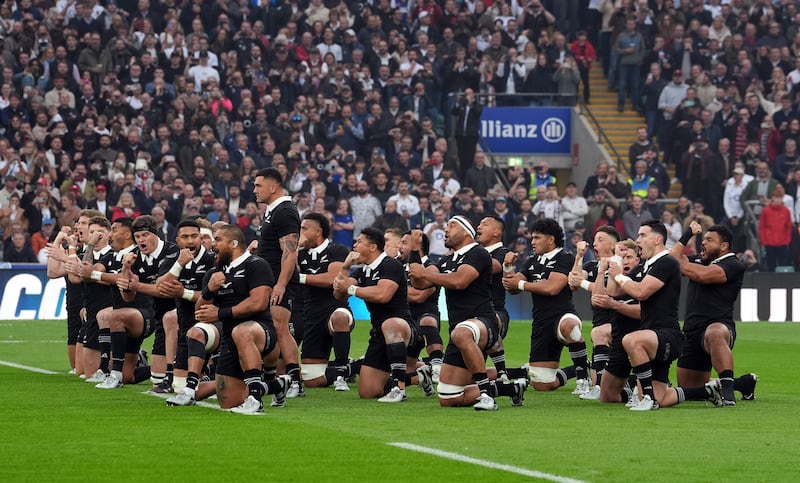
[568,226,621,399]
[502,218,590,393]
[409,216,527,411]
[155,219,215,393]
[399,231,441,388]
[197,224,290,414]
[297,212,356,391]
[669,222,758,405]
[607,219,683,411]
[333,227,422,403]
[250,168,303,397]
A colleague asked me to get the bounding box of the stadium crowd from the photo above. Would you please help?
[10,0,771,413]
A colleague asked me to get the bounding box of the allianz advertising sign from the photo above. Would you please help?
[480,107,571,155]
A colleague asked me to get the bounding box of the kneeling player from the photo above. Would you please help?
[166,321,222,406]
[196,224,290,414]
[333,227,424,403]
[409,218,526,411]
[297,213,356,391]
[502,219,590,393]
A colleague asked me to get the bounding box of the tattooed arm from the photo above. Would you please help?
[272,232,299,305]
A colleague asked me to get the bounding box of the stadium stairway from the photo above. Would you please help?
[585,67,683,199]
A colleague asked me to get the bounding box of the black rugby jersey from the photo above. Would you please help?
[611,263,645,340]
[584,260,615,325]
[109,245,154,313]
[519,248,576,322]
[83,245,114,318]
[639,251,681,331]
[407,256,440,321]
[485,242,509,314]
[174,247,215,327]
[297,239,350,318]
[256,196,300,280]
[203,253,275,337]
[437,243,495,329]
[683,253,744,331]
[65,246,85,313]
[132,239,180,318]
[353,253,410,327]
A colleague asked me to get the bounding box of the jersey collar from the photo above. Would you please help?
[225,251,251,272]
[484,242,503,253]
[364,252,387,277]
[93,245,112,259]
[115,244,137,261]
[644,249,669,272]
[712,252,736,264]
[453,242,478,258]
[265,195,292,217]
[308,238,330,260]
[538,246,562,263]
[141,239,165,265]
[184,246,207,270]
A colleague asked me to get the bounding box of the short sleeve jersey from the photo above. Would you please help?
[65,246,85,313]
[520,248,576,322]
[297,239,350,319]
[406,256,440,321]
[109,246,154,313]
[611,263,645,340]
[437,243,496,329]
[486,243,509,314]
[683,253,745,331]
[203,253,275,337]
[353,253,411,327]
[639,252,681,331]
[174,248,216,326]
[256,196,300,280]
[133,240,179,318]
[83,246,114,318]
[584,259,615,326]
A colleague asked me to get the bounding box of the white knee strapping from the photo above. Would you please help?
[455,321,481,344]
[530,366,559,383]
[194,323,218,351]
[557,313,582,343]
[436,381,465,399]
[301,363,327,381]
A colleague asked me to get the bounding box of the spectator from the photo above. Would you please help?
[741,161,779,217]
[4,232,37,263]
[332,199,355,246]
[561,181,588,233]
[463,151,496,198]
[110,192,141,221]
[592,203,625,238]
[58,192,81,229]
[622,195,652,240]
[661,210,682,250]
[350,180,383,240]
[760,184,794,271]
[31,217,56,261]
[372,200,407,232]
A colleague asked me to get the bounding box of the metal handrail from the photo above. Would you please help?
[743,200,765,254]
[577,98,626,170]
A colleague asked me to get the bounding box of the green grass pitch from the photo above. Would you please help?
[0,320,796,482]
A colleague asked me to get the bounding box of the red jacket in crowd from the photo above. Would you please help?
[759,202,793,247]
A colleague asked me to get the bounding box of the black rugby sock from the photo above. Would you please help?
[719,369,735,400]
[504,367,529,379]
[419,324,443,347]
[98,328,111,374]
[489,350,507,374]
[473,372,495,397]
[110,331,126,373]
[496,380,517,397]
[332,331,351,366]
[186,372,200,391]
[557,365,577,387]
[165,363,174,385]
[592,345,610,385]
[633,362,655,400]
[133,365,151,383]
[386,342,407,383]
[286,363,301,383]
[568,342,590,380]
[244,369,266,399]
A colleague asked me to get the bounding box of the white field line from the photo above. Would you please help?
[387,442,588,483]
[0,340,63,343]
[0,359,60,374]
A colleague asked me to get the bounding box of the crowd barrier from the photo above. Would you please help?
[3,266,798,323]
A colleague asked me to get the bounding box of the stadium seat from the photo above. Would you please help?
[775,266,795,273]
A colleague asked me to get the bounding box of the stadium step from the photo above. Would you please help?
[584,67,683,199]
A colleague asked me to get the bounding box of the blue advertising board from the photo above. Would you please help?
[0,265,66,320]
[479,107,572,155]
